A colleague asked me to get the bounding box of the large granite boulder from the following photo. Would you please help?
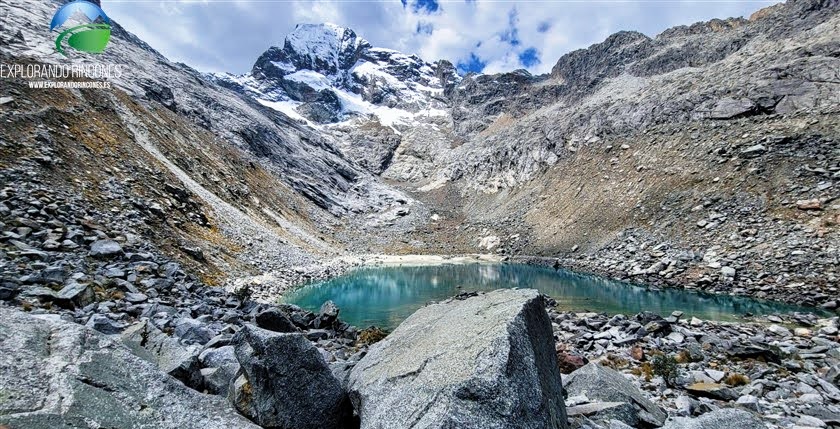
[198,345,240,395]
[660,409,764,429]
[563,363,667,427]
[0,307,258,429]
[229,324,352,429]
[347,289,568,429]
[121,319,203,389]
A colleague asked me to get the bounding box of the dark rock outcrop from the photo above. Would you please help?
[229,324,352,429]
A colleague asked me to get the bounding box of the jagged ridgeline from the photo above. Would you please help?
[0,0,838,428]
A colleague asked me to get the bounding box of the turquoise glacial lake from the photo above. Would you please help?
[283,263,826,330]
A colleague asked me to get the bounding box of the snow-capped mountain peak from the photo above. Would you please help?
[284,23,370,74]
[212,23,459,128]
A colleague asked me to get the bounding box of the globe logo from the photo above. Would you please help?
[50,0,111,55]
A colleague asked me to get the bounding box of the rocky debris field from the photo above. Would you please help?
[453,113,839,312]
[0,0,838,427]
[0,159,374,428]
[548,304,840,429]
[2,275,838,429]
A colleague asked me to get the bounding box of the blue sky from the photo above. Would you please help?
[105,0,775,75]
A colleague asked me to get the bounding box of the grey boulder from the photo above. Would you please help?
[313,300,340,329]
[89,239,124,258]
[564,363,667,427]
[55,281,95,308]
[660,409,764,429]
[174,317,216,345]
[198,345,240,394]
[709,97,755,119]
[121,319,203,389]
[347,288,568,429]
[86,314,128,334]
[229,324,352,429]
[0,307,258,429]
[255,307,298,332]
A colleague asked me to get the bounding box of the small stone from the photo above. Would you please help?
[557,348,588,374]
[735,395,760,411]
[741,144,767,157]
[86,314,126,334]
[767,324,792,337]
[124,293,148,304]
[255,308,298,333]
[819,326,838,336]
[686,383,738,401]
[565,363,666,426]
[89,240,123,258]
[705,369,725,383]
[794,327,812,337]
[667,332,685,344]
[799,393,823,403]
[796,199,822,210]
[797,415,827,428]
[174,318,214,345]
[56,281,95,308]
[313,300,340,329]
[660,409,764,429]
[689,317,704,327]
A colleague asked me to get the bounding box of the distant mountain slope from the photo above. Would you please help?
[0,0,414,287]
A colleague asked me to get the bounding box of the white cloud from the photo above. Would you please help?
[105,0,774,75]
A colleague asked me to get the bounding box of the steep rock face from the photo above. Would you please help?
[253,24,371,78]
[347,289,568,429]
[550,31,653,86]
[441,0,839,191]
[0,307,258,429]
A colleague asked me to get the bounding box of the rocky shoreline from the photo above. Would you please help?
[2,270,838,428]
[510,254,839,312]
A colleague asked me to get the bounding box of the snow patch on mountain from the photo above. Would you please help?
[284,70,331,91]
[328,88,448,130]
[257,99,313,125]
